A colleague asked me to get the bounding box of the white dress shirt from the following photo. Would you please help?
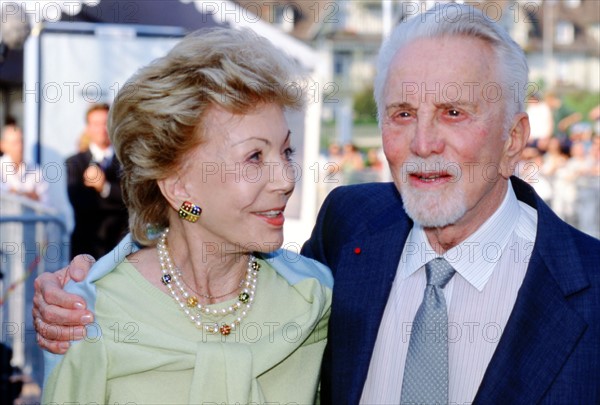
[0,155,49,204]
[88,143,115,198]
[360,182,537,405]
[88,143,114,167]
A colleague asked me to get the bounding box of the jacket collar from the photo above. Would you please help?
[510,176,589,296]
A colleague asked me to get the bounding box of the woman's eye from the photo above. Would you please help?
[284,147,296,161]
[248,151,262,162]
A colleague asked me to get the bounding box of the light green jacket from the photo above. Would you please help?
[42,234,332,404]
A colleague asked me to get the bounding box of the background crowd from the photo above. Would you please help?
[519,96,600,238]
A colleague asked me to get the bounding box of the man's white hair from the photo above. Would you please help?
[374,3,529,133]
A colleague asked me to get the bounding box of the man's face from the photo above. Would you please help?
[86,109,110,148]
[381,35,519,231]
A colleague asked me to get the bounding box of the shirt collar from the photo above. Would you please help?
[89,143,114,163]
[399,181,521,291]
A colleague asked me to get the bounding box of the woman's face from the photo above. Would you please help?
[176,103,296,253]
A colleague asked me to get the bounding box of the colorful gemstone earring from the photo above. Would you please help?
[178,201,202,223]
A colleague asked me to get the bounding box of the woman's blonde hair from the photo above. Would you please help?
[108,27,304,245]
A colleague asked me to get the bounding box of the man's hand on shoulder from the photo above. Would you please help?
[33,255,95,354]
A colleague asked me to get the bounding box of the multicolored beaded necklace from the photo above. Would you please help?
[156,228,260,335]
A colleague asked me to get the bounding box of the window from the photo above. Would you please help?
[555,21,575,45]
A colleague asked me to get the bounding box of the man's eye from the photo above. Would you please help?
[448,109,460,117]
[392,111,411,119]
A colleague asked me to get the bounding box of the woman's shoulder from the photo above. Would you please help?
[258,249,333,289]
[64,234,141,307]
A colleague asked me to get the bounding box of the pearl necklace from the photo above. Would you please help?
[177,269,244,300]
[156,228,260,335]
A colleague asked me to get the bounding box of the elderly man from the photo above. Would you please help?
[304,5,599,404]
[32,4,599,405]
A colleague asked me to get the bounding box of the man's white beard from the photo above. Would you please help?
[398,158,467,228]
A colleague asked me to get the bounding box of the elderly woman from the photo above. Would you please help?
[41,28,332,404]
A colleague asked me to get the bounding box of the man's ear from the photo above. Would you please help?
[157,173,190,212]
[500,112,530,178]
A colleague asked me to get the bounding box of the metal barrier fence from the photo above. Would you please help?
[536,174,600,240]
[0,194,69,387]
[574,179,600,239]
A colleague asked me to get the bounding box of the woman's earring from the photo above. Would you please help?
[178,201,202,223]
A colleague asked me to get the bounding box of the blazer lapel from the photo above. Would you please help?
[474,252,587,403]
[474,181,590,404]
[331,216,412,403]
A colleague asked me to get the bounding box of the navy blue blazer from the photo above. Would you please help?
[302,177,600,405]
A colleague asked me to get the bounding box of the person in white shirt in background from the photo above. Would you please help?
[0,124,49,204]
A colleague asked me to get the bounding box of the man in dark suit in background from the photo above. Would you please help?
[32,4,599,404]
[66,103,128,259]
